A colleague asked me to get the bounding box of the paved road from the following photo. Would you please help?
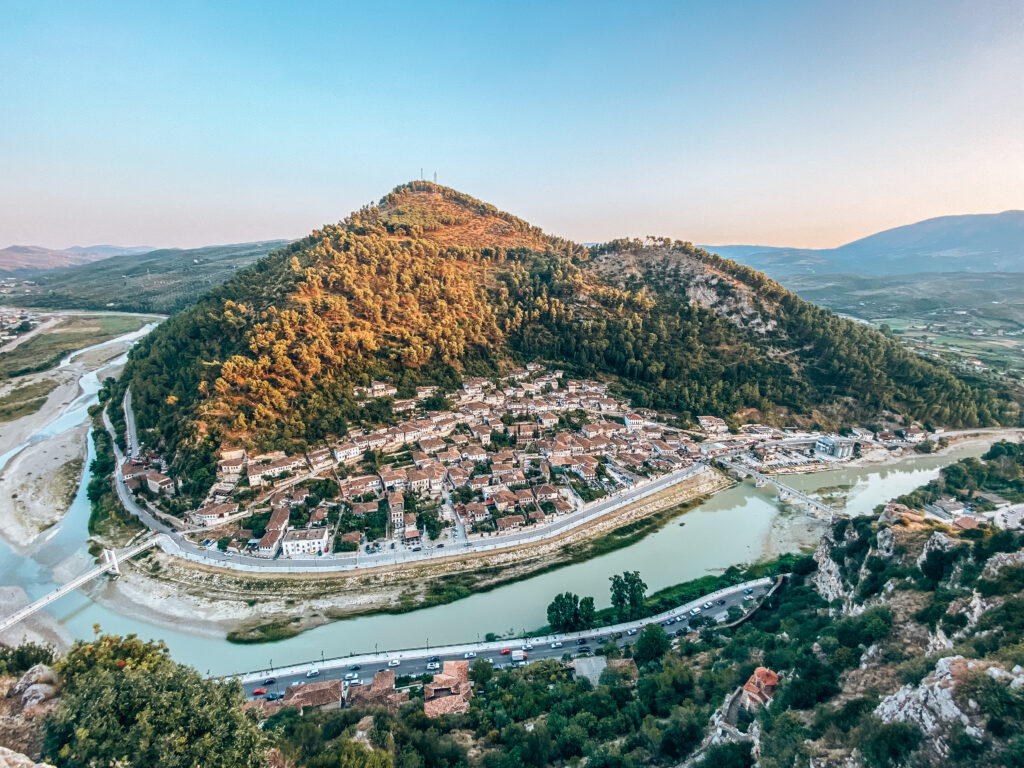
[240,579,774,697]
[123,390,139,456]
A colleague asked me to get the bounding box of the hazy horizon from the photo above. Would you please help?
[3,0,1023,250]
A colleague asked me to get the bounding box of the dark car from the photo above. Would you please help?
[264,678,276,685]
[427,656,440,663]
[264,692,281,701]
[576,638,587,645]
[348,664,361,671]
[717,599,727,605]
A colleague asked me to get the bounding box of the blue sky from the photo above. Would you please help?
[2,0,1022,249]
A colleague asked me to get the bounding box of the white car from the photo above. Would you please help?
[305,668,320,678]
[464,651,477,659]
[702,602,713,610]
[689,607,701,616]
[626,628,638,636]
[344,672,358,680]
[550,641,563,649]
[426,662,440,671]
[521,643,534,651]
[387,659,401,667]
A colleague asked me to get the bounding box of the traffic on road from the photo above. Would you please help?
[240,580,773,700]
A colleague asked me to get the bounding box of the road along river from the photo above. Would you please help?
[0,327,1005,675]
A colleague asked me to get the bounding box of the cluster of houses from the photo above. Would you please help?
[918,490,1024,531]
[244,662,472,721]
[0,309,37,343]
[170,362,948,558]
[119,454,176,497]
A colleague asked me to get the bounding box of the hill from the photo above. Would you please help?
[707,210,1024,276]
[8,241,288,314]
[120,183,1020,498]
[0,245,121,272]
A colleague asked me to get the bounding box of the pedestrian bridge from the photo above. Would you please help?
[0,535,160,635]
[717,458,841,523]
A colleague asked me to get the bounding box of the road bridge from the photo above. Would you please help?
[0,535,160,635]
[717,458,841,523]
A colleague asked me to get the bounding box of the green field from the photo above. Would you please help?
[785,271,1024,389]
[0,377,60,422]
[0,314,151,380]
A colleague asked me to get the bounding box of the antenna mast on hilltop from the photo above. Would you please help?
[433,171,437,184]
[420,168,424,181]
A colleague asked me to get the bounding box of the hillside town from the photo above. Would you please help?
[111,365,969,562]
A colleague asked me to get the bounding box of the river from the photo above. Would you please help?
[0,326,997,676]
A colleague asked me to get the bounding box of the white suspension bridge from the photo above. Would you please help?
[716,457,842,523]
[0,535,160,635]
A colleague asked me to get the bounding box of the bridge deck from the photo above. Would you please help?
[0,536,158,635]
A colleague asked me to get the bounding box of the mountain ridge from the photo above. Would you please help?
[704,210,1024,276]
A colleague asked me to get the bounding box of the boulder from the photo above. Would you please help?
[915,531,955,569]
[0,746,56,768]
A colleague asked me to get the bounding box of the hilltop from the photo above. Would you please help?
[120,183,1020,498]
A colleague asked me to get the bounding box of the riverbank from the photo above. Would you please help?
[0,425,86,553]
[92,470,731,643]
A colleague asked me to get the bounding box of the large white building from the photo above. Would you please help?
[281,527,331,557]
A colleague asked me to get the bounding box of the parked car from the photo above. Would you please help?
[344,672,358,680]
[689,607,701,616]
[550,641,563,649]
[253,687,267,695]
[264,678,276,685]
[264,692,281,701]
[426,662,440,671]
[388,659,401,667]
[702,602,713,610]
[464,651,477,659]
[348,664,361,671]
[500,648,511,655]
[305,668,320,678]
[427,656,440,663]
[744,588,754,595]
[626,628,638,636]
[348,679,363,686]
[717,599,727,605]
[576,638,587,645]
[521,643,534,651]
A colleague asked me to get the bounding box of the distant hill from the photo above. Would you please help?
[118,182,1019,499]
[0,244,130,272]
[8,240,289,314]
[706,210,1024,276]
[62,244,153,258]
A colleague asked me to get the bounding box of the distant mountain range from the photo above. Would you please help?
[0,244,151,272]
[6,241,289,314]
[705,210,1024,276]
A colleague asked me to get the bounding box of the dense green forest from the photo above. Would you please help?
[119,182,1021,500]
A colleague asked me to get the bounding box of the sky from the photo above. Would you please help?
[2,0,1023,250]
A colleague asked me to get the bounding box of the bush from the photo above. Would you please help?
[859,719,922,768]
[0,642,54,677]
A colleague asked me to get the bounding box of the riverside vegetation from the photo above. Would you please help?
[116,182,1020,506]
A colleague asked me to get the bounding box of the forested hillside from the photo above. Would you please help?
[8,240,287,314]
[121,183,1020,498]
